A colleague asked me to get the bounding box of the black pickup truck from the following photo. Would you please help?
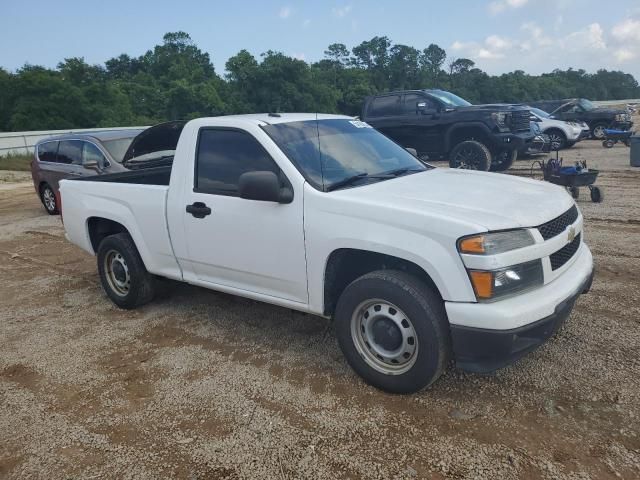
[529,98,633,139]
[361,89,534,171]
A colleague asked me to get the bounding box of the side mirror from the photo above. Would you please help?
[405,147,418,157]
[417,102,437,115]
[238,171,293,204]
[83,160,100,171]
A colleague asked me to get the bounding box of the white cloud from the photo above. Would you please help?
[485,35,511,50]
[612,18,640,43]
[278,6,291,19]
[489,0,528,15]
[302,19,311,28]
[614,48,636,63]
[332,5,352,18]
[292,52,306,61]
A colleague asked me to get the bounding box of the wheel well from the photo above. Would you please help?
[88,217,128,253]
[448,127,491,151]
[545,127,566,138]
[38,181,48,193]
[323,249,442,317]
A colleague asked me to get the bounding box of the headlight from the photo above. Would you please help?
[467,260,544,302]
[458,229,535,255]
[491,112,511,130]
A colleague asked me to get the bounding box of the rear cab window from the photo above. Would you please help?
[37,141,59,162]
[195,129,280,196]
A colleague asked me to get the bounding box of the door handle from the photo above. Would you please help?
[186,202,212,218]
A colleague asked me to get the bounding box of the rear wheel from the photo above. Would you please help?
[591,123,608,140]
[449,140,492,171]
[97,233,156,309]
[334,270,451,393]
[39,184,59,215]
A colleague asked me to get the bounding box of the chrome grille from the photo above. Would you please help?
[550,233,581,270]
[537,206,579,241]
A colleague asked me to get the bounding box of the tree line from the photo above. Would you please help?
[1,32,638,132]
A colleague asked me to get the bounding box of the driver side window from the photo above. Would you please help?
[403,94,434,114]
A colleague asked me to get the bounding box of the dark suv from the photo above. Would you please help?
[30,129,143,214]
[361,89,534,171]
[529,98,633,139]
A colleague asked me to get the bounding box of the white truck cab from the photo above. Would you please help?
[60,114,593,393]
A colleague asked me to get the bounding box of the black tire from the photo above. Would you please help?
[590,186,603,203]
[39,183,59,215]
[602,140,614,148]
[569,186,579,199]
[490,148,517,172]
[334,270,451,394]
[591,123,608,140]
[546,129,567,150]
[96,233,155,309]
[449,140,492,171]
[565,141,576,148]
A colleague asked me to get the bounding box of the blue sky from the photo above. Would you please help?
[3,0,640,78]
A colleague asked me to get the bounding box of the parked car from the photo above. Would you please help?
[31,129,144,214]
[529,98,633,139]
[59,114,594,393]
[361,89,534,172]
[528,107,587,150]
[520,120,551,156]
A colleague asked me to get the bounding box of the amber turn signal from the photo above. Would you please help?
[469,271,493,299]
[459,235,485,254]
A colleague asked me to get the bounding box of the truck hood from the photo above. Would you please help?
[334,168,574,231]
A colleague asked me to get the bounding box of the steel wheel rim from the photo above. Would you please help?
[43,188,56,211]
[453,146,481,169]
[593,126,606,139]
[104,249,130,296]
[350,299,418,375]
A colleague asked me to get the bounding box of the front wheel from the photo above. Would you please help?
[334,270,451,393]
[490,148,517,172]
[449,140,492,171]
[97,233,156,309]
[547,129,567,150]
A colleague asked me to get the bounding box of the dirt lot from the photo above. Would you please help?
[1,139,639,480]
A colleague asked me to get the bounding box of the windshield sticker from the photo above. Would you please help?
[349,120,372,129]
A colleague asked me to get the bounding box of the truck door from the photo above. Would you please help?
[399,93,443,156]
[179,127,308,304]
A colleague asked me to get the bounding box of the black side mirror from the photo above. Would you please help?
[83,159,101,171]
[417,102,437,115]
[238,171,293,203]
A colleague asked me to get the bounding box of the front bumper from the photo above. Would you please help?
[446,244,594,373]
[492,131,534,151]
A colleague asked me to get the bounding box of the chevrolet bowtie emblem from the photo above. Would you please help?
[567,226,576,242]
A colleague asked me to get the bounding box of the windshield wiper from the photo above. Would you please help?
[326,172,394,192]
[379,166,425,177]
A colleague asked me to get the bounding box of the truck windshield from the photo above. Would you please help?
[262,119,429,191]
[427,91,472,107]
[578,99,595,111]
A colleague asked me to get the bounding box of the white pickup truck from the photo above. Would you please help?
[60,114,594,393]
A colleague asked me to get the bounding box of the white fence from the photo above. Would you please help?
[0,126,146,157]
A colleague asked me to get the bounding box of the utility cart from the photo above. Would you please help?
[532,153,602,202]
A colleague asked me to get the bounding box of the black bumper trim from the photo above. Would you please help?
[450,269,594,373]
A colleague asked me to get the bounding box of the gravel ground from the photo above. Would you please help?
[1,138,639,479]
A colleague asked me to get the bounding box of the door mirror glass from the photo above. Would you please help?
[405,147,418,157]
[238,171,292,203]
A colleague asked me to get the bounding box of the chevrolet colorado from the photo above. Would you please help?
[60,114,594,393]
